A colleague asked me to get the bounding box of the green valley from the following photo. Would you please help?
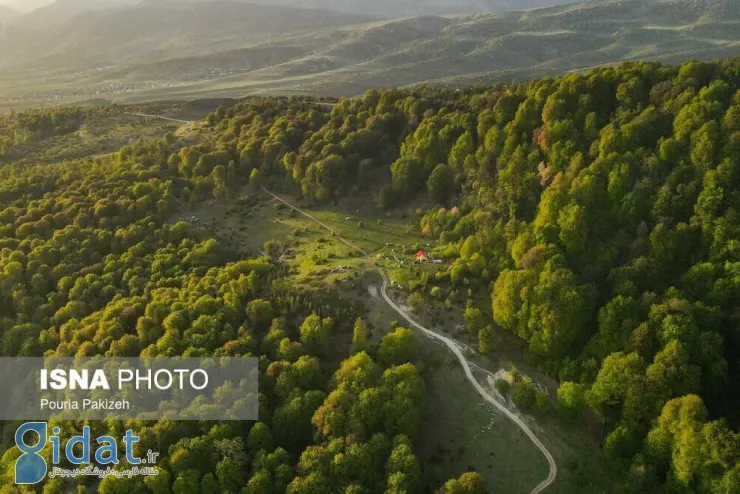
[1,56,739,492]
[1,0,740,492]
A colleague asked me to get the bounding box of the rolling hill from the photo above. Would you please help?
[0,0,737,109]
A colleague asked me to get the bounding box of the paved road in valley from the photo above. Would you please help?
[125,100,334,124]
[125,112,193,124]
[262,187,558,493]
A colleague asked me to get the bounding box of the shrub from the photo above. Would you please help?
[495,379,511,395]
[535,392,550,412]
[512,377,537,410]
[556,381,586,418]
[407,292,424,311]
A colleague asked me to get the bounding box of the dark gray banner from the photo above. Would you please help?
[0,357,258,420]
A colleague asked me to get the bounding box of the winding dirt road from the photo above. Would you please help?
[262,187,558,493]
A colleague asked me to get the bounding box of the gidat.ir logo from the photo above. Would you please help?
[13,422,150,485]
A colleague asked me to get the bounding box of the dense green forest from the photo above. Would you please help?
[0,107,84,159]
[0,58,739,493]
[195,59,739,492]
[0,110,482,493]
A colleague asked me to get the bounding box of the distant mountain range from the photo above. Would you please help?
[0,1,378,69]
[2,0,583,17]
[0,0,737,109]
[244,0,583,17]
[9,0,139,28]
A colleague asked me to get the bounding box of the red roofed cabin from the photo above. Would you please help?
[414,251,427,262]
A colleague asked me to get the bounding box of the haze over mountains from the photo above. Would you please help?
[4,0,54,13]
[0,0,737,109]
[245,0,582,17]
[1,1,376,69]
[0,3,17,21]
[1,0,580,16]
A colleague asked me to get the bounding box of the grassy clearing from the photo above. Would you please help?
[419,353,550,493]
[173,192,390,288]
[175,190,432,287]
[301,195,429,253]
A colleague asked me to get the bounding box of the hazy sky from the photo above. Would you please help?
[0,0,78,9]
[0,0,52,7]
[0,0,143,6]
[0,0,129,4]
[0,0,112,9]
